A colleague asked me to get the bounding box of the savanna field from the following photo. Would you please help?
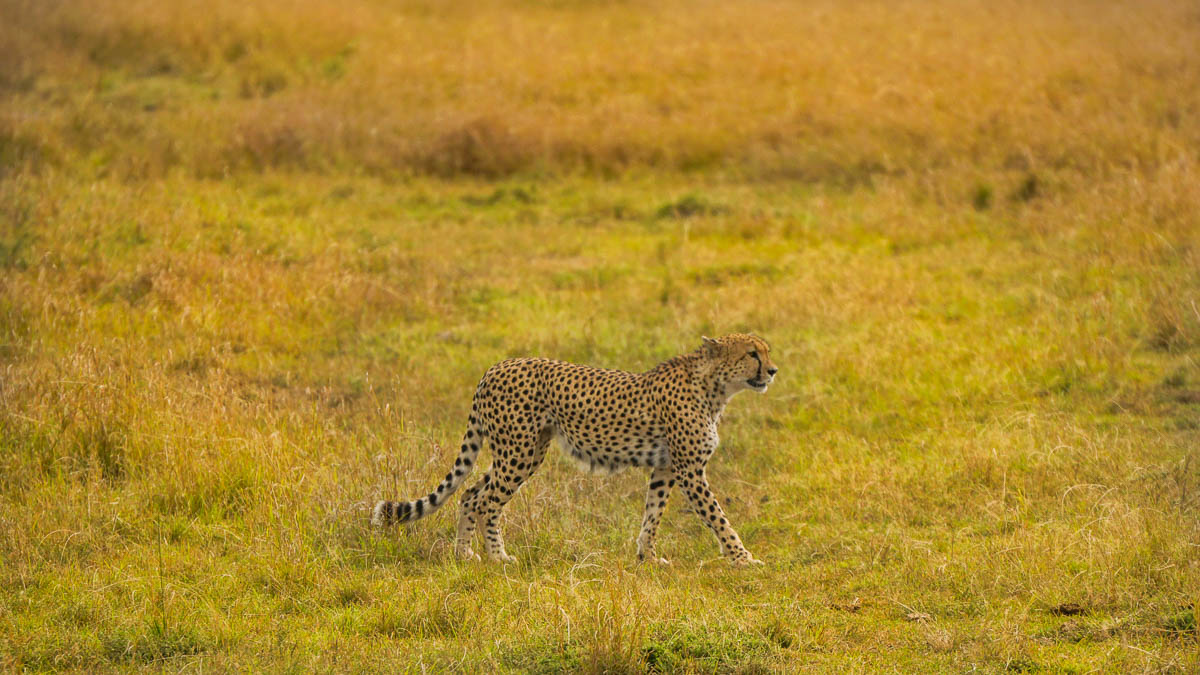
[1,0,1199,671]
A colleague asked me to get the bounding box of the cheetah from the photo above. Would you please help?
[372,333,778,567]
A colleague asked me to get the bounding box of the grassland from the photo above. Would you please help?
[2,0,1199,671]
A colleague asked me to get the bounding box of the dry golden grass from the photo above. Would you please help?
[3,0,1199,179]
[1,0,1199,672]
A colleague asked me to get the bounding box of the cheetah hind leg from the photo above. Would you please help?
[455,478,485,561]
[477,475,519,563]
[476,427,552,563]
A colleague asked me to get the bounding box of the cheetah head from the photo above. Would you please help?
[701,333,778,393]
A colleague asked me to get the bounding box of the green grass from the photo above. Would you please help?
[2,171,1197,672]
[2,0,1200,671]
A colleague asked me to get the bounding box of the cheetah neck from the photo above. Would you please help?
[648,351,735,423]
[704,378,734,422]
[688,354,734,422]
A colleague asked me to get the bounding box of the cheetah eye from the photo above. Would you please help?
[748,350,759,360]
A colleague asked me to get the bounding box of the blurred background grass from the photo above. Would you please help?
[1,0,1198,671]
[2,0,1198,180]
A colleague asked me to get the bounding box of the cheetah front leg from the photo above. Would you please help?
[636,466,675,565]
[675,464,763,567]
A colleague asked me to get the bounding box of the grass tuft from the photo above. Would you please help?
[655,194,727,220]
[100,622,211,665]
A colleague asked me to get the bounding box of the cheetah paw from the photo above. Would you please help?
[729,554,764,568]
[457,550,482,562]
[490,552,518,563]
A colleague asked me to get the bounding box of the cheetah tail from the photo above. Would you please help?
[371,420,484,526]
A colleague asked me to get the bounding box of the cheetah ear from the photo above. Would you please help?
[700,336,721,357]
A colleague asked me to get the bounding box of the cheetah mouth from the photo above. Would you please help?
[746,378,769,391]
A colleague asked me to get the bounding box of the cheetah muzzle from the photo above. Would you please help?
[371,333,778,567]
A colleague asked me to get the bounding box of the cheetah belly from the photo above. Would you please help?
[556,430,670,475]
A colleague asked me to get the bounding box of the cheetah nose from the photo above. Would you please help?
[766,367,778,377]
